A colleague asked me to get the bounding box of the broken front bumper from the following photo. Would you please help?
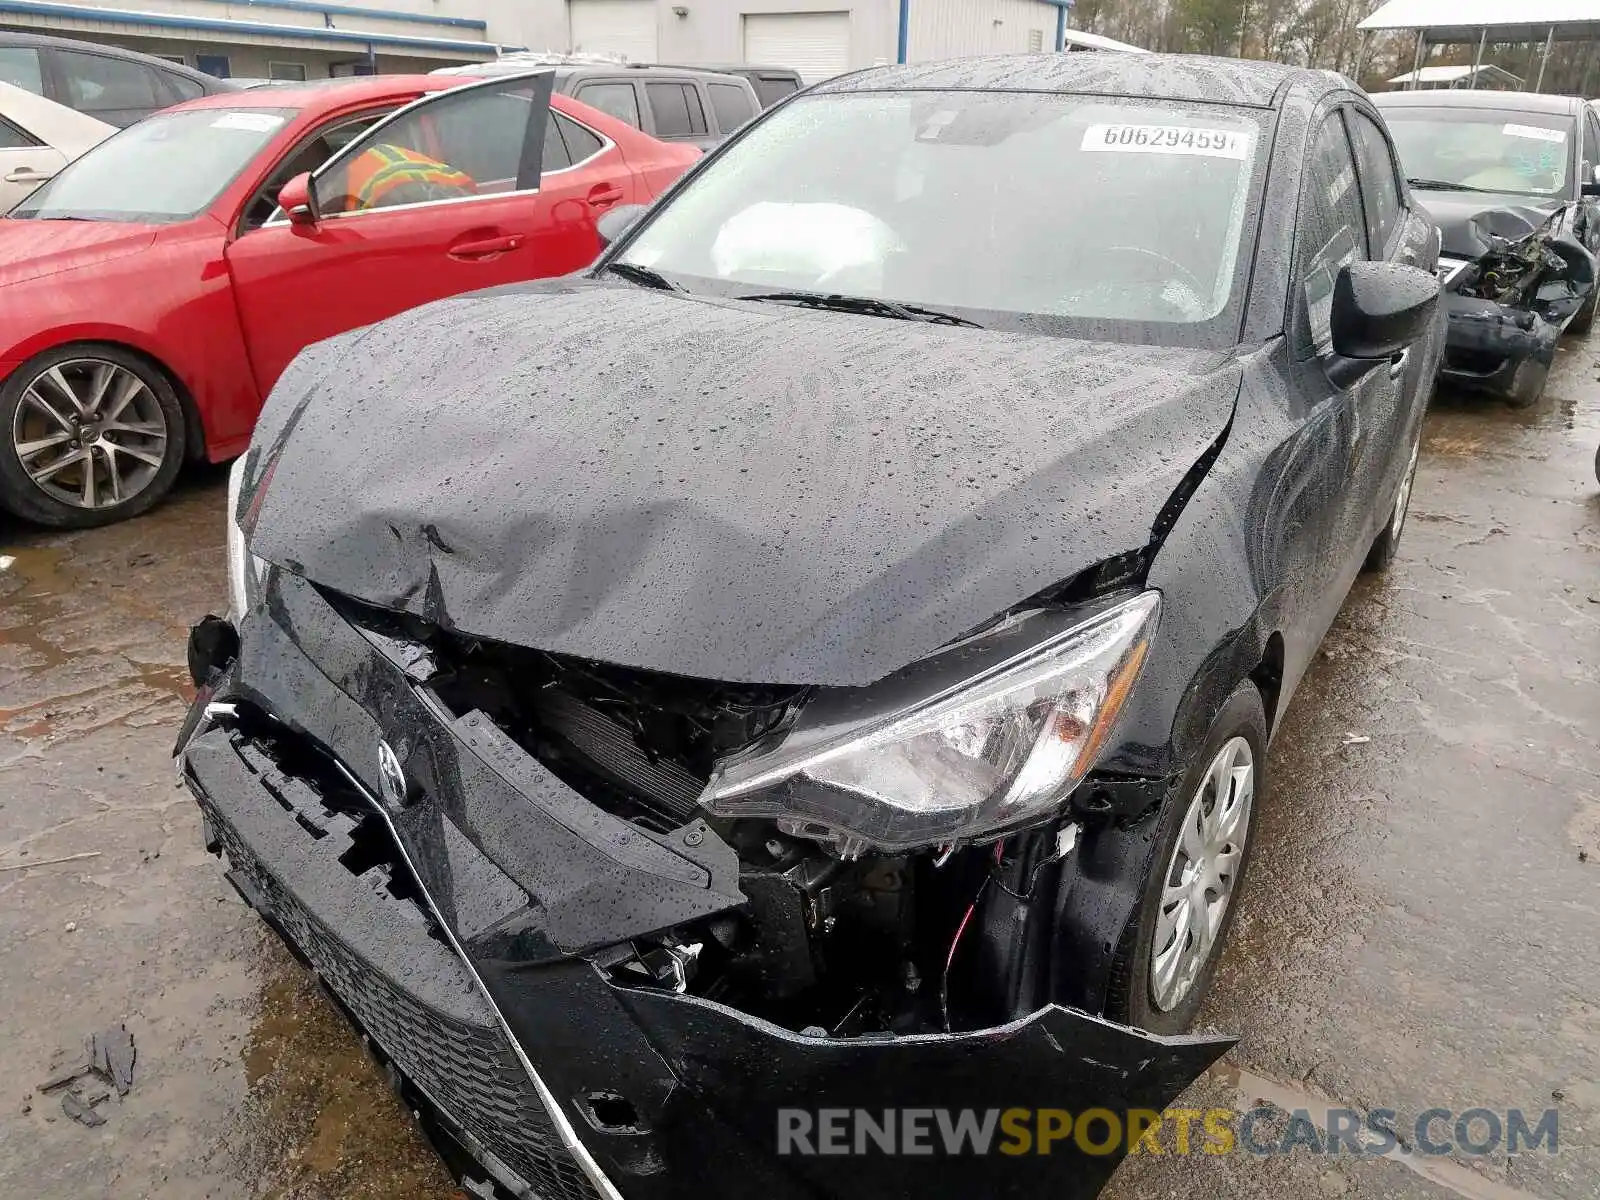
[1437,292,1561,397]
[177,575,1233,1199]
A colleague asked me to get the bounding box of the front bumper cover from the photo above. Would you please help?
[1438,292,1561,397]
[178,572,1234,1199]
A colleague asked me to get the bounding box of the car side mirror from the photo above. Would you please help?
[278,172,318,226]
[596,203,648,247]
[1583,164,1600,197]
[1325,261,1438,386]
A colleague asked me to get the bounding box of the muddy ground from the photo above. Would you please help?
[0,340,1596,1200]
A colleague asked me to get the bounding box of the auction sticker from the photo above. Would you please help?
[212,111,286,133]
[1081,123,1250,159]
[1503,123,1566,143]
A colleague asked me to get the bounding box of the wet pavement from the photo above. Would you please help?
[1,341,1597,1199]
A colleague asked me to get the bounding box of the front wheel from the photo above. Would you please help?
[1364,433,1421,573]
[1105,682,1267,1035]
[0,345,186,528]
[1505,356,1550,408]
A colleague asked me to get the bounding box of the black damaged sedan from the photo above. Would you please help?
[1376,89,1600,406]
[178,55,1443,1200]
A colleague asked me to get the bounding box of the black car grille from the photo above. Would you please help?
[197,790,601,1200]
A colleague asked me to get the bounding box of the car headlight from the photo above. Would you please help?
[700,591,1160,854]
[225,457,267,622]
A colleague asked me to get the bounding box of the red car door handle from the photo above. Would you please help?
[448,235,523,260]
[587,184,625,208]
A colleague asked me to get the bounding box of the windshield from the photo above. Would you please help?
[1381,108,1573,198]
[11,108,293,222]
[615,91,1266,340]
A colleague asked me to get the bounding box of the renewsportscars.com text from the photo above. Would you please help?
[775,1106,1558,1158]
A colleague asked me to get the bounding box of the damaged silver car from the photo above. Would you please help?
[1378,90,1600,405]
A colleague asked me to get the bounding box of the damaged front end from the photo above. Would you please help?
[1433,204,1596,400]
[177,562,1232,1200]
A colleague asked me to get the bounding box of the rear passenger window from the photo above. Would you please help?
[707,82,754,132]
[0,46,44,95]
[165,71,204,102]
[1348,109,1404,254]
[555,112,603,163]
[542,114,571,173]
[0,117,33,149]
[575,82,640,129]
[752,75,797,107]
[56,50,165,113]
[1299,112,1370,357]
[646,82,707,139]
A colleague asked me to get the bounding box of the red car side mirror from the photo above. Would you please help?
[278,172,317,226]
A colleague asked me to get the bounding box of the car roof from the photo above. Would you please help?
[551,63,753,84]
[1373,89,1584,116]
[814,52,1336,109]
[166,74,454,113]
[0,30,235,89]
[654,63,800,77]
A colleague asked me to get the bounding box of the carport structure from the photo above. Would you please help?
[1359,0,1600,93]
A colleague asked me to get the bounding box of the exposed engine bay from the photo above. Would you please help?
[1433,203,1596,395]
[1442,204,1592,313]
[344,603,1108,1040]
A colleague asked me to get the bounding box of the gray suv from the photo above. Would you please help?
[0,31,237,127]
[435,56,761,151]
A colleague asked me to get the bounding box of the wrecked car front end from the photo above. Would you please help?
[173,281,1254,1198]
[1429,202,1596,402]
[179,566,1233,1200]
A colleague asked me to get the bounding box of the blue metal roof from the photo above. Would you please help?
[234,0,486,32]
[0,0,499,54]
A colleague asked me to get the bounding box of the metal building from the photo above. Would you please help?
[0,0,1091,84]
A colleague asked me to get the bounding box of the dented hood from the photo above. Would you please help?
[1415,191,1566,260]
[250,278,1240,686]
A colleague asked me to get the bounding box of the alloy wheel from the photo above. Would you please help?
[1150,735,1254,1012]
[1391,437,1420,542]
[10,358,169,510]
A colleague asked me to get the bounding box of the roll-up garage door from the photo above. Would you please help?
[569,0,659,62]
[742,12,850,84]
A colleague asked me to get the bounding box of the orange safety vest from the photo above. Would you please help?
[345,144,476,210]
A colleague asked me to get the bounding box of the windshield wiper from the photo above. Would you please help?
[739,290,983,328]
[1405,178,1505,194]
[605,261,682,292]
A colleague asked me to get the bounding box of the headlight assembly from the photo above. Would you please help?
[225,456,268,622]
[700,591,1160,854]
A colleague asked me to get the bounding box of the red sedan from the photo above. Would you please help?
[0,71,697,527]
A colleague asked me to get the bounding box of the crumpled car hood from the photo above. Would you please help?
[249,278,1241,686]
[1415,191,1565,260]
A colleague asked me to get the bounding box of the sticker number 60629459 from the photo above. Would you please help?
[1081,123,1250,160]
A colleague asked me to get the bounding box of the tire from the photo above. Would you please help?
[1567,287,1596,336]
[1364,431,1421,573]
[0,344,187,528]
[1504,356,1549,409]
[1105,682,1267,1035]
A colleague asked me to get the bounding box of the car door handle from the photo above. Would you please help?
[1388,348,1410,379]
[4,167,54,184]
[587,183,625,208]
[448,235,523,260]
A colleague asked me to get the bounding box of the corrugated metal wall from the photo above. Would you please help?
[907,0,1056,61]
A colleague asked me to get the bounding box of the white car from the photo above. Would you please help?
[0,81,113,211]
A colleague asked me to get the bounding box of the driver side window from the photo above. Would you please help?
[1296,111,1369,359]
[242,109,391,232]
[316,80,547,216]
[1583,112,1600,186]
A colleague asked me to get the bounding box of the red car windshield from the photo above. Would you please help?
[10,107,294,223]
